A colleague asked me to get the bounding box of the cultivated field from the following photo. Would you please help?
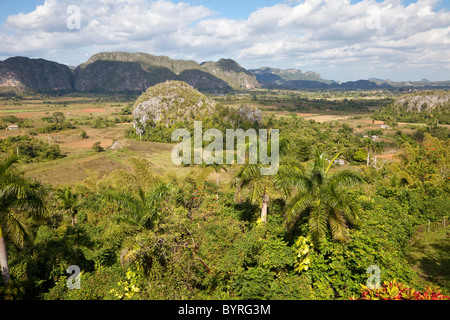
[0,92,406,187]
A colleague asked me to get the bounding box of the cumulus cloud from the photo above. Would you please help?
[0,0,449,81]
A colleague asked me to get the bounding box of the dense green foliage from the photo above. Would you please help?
[280,97,392,113]
[0,135,63,162]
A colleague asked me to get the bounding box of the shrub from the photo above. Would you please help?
[0,135,63,162]
[92,142,104,152]
[354,279,450,300]
[80,130,89,139]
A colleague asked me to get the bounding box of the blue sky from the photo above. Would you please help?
[0,0,449,81]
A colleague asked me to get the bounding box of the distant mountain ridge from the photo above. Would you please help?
[0,52,259,95]
[0,57,74,95]
[249,67,334,85]
[1,52,450,95]
[74,52,259,92]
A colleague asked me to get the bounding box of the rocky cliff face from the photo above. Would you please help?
[200,59,260,90]
[74,52,256,93]
[238,105,262,124]
[5,52,446,95]
[132,81,217,135]
[0,57,74,93]
[249,67,332,87]
[74,60,179,93]
[394,92,450,112]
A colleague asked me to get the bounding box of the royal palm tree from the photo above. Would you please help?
[55,187,79,226]
[205,162,230,201]
[0,155,47,284]
[232,132,288,224]
[208,163,229,187]
[233,163,271,223]
[278,152,363,243]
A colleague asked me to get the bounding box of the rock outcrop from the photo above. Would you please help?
[132,81,217,135]
[394,92,450,112]
[238,105,263,124]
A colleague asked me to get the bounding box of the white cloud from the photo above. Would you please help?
[0,0,449,81]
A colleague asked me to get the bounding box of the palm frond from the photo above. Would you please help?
[285,192,314,231]
[328,209,350,242]
[308,205,328,244]
[273,164,307,197]
[0,174,47,218]
[99,189,140,214]
[328,169,363,188]
[0,209,31,247]
[0,155,18,175]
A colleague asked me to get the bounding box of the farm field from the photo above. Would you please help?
[0,96,203,186]
[0,93,406,187]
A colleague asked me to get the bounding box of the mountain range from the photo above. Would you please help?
[1,52,449,95]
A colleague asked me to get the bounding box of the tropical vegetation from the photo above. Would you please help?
[0,86,449,301]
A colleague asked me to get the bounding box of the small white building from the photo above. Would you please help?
[110,141,123,150]
[334,159,345,166]
[6,125,19,130]
[380,124,390,130]
[372,135,379,142]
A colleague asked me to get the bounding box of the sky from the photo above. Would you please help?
[0,0,449,82]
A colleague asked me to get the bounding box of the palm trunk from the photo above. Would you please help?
[261,188,269,224]
[367,147,370,166]
[71,209,78,226]
[234,183,242,204]
[0,228,11,284]
[216,172,220,201]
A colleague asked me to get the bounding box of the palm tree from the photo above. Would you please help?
[205,162,230,201]
[233,164,271,223]
[55,187,79,226]
[363,138,385,168]
[278,152,363,243]
[208,163,229,187]
[232,133,289,224]
[99,181,177,233]
[0,155,47,284]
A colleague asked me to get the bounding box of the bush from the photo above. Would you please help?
[38,122,76,133]
[0,135,63,162]
[355,279,450,300]
[92,142,104,152]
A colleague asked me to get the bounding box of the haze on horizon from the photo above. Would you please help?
[0,0,449,82]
